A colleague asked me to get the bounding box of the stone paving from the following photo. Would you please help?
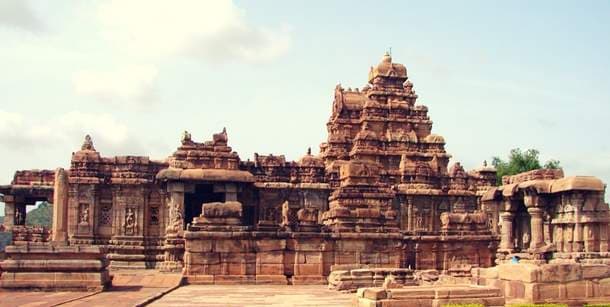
[0,270,182,307]
[0,290,89,307]
[150,285,354,307]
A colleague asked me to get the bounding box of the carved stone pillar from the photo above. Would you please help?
[52,168,69,243]
[543,213,551,244]
[528,207,544,249]
[161,182,186,272]
[584,223,598,252]
[407,199,413,231]
[554,225,564,252]
[573,194,584,252]
[499,212,515,251]
[167,182,185,235]
[563,224,574,253]
[599,223,608,253]
[2,195,18,230]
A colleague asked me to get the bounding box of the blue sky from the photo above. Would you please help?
[0,0,609,212]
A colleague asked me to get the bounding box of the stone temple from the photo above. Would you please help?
[1,54,609,305]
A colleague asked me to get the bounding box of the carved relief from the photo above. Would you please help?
[124,208,137,235]
[78,203,89,225]
[166,199,183,234]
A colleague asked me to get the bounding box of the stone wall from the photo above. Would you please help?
[0,245,110,291]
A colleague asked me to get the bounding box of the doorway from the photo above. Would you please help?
[183,184,225,227]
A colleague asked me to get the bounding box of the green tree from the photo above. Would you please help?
[25,202,53,227]
[491,148,561,185]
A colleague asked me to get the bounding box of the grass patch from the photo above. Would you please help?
[509,304,567,307]
[441,304,484,307]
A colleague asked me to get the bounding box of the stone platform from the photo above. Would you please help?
[0,245,110,291]
[474,262,610,305]
[328,267,415,292]
[150,284,354,306]
[355,284,505,307]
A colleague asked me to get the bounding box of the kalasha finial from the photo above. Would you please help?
[382,49,392,63]
[307,147,312,155]
[483,160,488,167]
[81,134,95,151]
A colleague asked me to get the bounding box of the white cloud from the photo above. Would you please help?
[72,0,290,108]
[73,65,159,106]
[97,0,290,62]
[0,110,144,155]
[0,0,43,32]
[0,110,53,149]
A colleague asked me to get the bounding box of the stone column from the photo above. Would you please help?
[3,195,16,230]
[407,199,413,231]
[600,223,608,252]
[160,181,188,272]
[528,207,545,249]
[573,194,584,252]
[167,182,185,234]
[555,225,564,252]
[584,223,598,252]
[499,212,515,251]
[564,224,574,253]
[52,168,69,243]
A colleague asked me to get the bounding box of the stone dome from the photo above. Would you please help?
[368,52,407,83]
[298,148,324,167]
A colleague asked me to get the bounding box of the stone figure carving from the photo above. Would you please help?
[415,213,424,230]
[213,128,228,144]
[281,201,290,226]
[150,207,159,225]
[166,200,183,234]
[78,204,89,225]
[124,208,136,235]
[81,134,95,151]
[14,210,24,225]
[523,232,530,249]
[181,130,192,145]
[333,84,344,118]
[263,207,277,222]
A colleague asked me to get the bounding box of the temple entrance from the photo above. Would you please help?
[184,184,224,227]
[512,202,531,252]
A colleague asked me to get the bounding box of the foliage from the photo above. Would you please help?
[491,148,561,185]
[585,304,610,307]
[25,202,53,227]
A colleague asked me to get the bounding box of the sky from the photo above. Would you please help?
[0,0,609,213]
